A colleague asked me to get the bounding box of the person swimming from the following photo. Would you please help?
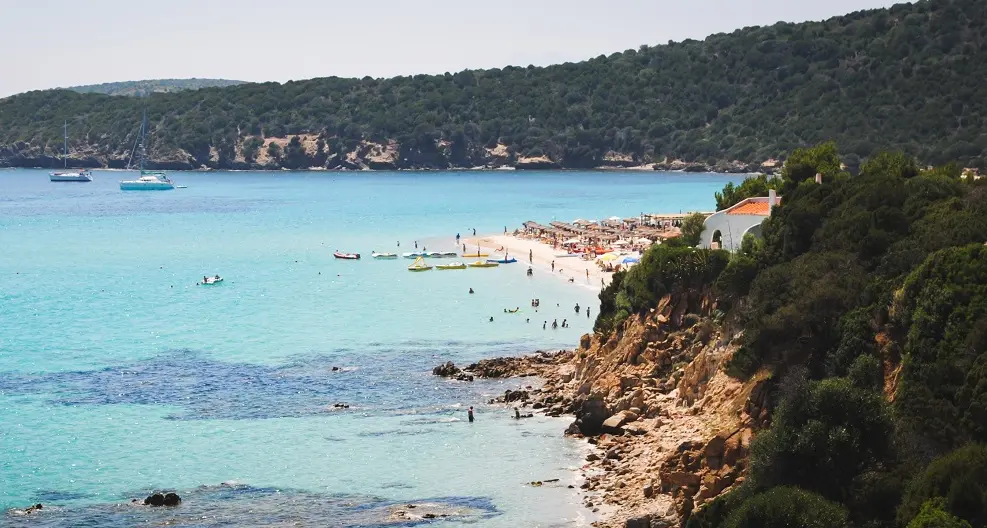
[469,288,474,294]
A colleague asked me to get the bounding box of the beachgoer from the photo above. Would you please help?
[526,318,529,323]
[469,288,474,294]
[473,228,476,236]
[215,275,220,279]
[415,241,418,249]
[562,319,567,328]
[552,319,558,329]
[463,243,466,252]
[586,269,590,280]
[504,226,507,234]
[527,267,533,276]
[504,309,508,313]
[575,303,580,314]
[203,276,207,282]
[551,261,555,272]
[529,249,533,262]
[468,406,474,423]
[515,408,521,419]
[489,316,494,322]
[543,321,547,329]
[456,233,460,242]
[587,307,591,318]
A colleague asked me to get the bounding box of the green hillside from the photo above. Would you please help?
[66,78,246,97]
[1,0,984,170]
[596,144,987,528]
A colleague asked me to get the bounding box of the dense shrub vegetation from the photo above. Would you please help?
[67,78,245,97]
[2,0,986,168]
[595,141,987,527]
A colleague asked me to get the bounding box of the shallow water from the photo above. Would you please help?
[0,168,741,526]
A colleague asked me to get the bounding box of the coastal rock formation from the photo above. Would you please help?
[143,492,181,506]
[431,361,461,377]
[483,294,771,527]
[0,135,765,173]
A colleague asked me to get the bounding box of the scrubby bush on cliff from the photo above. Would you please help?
[593,239,729,338]
[897,444,987,527]
[891,245,987,451]
[906,498,974,528]
[747,373,893,502]
[721,486,849,528]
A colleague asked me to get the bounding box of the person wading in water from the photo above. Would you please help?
[468,406,474,423]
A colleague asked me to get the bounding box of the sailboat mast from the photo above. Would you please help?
[139,109,147,171]
[63,121,68,169]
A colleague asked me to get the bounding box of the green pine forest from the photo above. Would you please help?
[595,143,987,527]
[1,0,985,169]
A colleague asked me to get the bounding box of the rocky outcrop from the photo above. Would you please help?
[477,293,772,528]
[143,492,181,506]
[0,135,770,173]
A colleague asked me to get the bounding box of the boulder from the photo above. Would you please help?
[602,410,639,432]
[573,396,610,436]
[503,389,529,403]
[144,493,165,506]
[432,361,461,377]
[625,514,652,528]
[163,493,182,506]
[643,481,655,498]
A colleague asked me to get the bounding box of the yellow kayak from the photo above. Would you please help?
[462,252,489,258]
[468,260,499,268]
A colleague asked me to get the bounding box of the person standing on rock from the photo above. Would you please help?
[468,406,474,423]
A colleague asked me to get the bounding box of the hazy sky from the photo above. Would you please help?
[1,0,899,97]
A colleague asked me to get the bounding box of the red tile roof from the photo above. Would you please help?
[728,201,772,216]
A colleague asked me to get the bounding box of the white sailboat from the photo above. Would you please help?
[120,109,175,191]
[49,121,93,182]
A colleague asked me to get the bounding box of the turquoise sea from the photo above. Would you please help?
[0,168,742,526]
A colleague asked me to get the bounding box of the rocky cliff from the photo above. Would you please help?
[0,136,766,173]
[470,295,773,527]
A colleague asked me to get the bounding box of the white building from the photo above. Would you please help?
[700,190,780,251]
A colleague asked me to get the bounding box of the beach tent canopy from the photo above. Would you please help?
[563,238,581,244]
[572,219,590,225]
[607,216,622,221]
[612,240,629,246]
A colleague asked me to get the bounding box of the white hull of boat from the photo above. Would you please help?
[50,172,93,182]
[120,181,175,190]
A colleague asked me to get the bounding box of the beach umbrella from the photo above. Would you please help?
[572,218,589,225]
[563,238,581,244]
[598,252,620,262]
[621,256,640,264]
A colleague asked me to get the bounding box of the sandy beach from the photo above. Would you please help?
[465,234,614,292]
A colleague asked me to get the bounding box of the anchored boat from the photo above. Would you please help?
[436,261,467,270]
[372,252,398,259]
[468,260,499,268]
[120,109,175,191]
[50,121,93,182]
[334,251,360,260]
